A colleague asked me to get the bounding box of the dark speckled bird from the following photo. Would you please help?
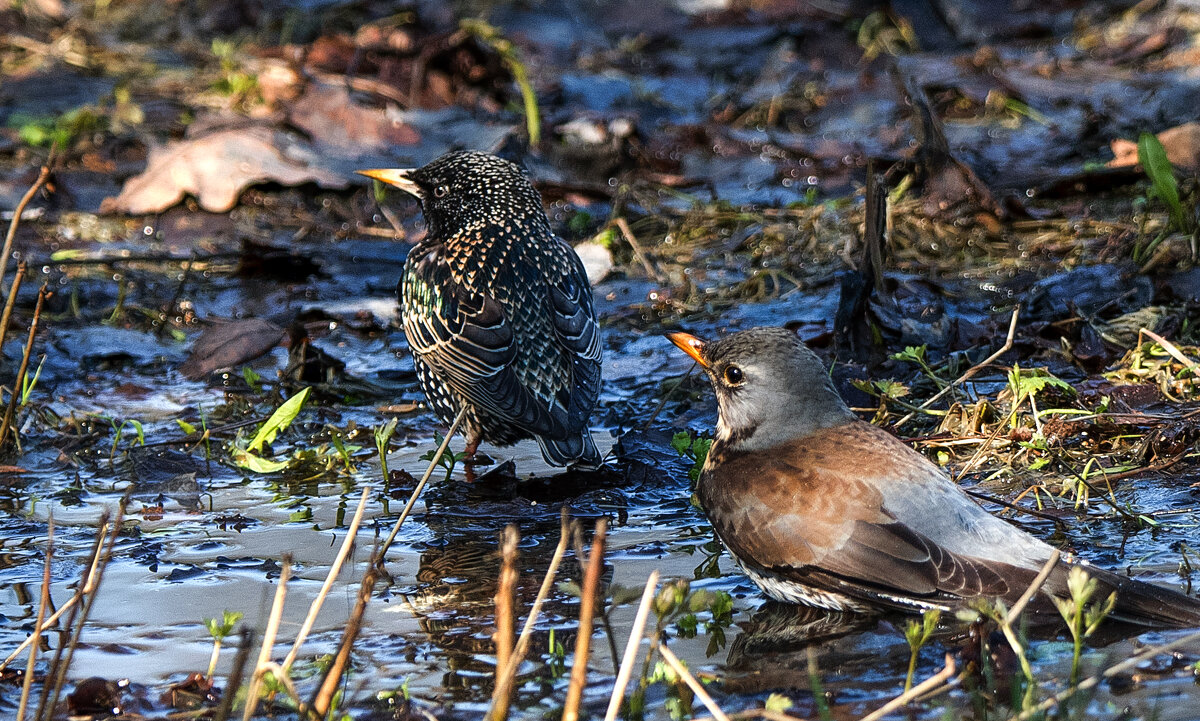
[358,151,602,469]
[668,326,1200,627]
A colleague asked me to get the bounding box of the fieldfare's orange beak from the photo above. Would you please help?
[667,332,708,367]
[355,168,421,198]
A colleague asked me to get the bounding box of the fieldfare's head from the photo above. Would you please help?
[357,151,547,239]
[667,327,854,449]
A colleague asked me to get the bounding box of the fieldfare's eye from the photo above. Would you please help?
[434,185,449,198]
[723,365,744,385]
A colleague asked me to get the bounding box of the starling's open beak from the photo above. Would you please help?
[355,168,422,198]
[666,332,708,367]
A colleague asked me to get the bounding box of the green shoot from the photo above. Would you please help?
[1137,132,1189,233]
[242,366,263,393]
[1053,567,1116,686]
[203,610,244,680]
[903,608,941,692]
[374,418,398,484]
[419,431,466,481]
[20,355,45,406]
[460,19,541,145]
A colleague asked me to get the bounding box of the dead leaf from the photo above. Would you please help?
[287,82,420,157]
[1109,121,1200,172]
[100,125,347,215]
[179,317,285,379]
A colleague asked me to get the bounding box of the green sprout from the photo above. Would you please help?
[1053,566,1116,686]
[203,610,244,680]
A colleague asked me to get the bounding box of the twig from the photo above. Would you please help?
[657,643,730,721]
[995,551,1062,710]
[490,525,520,721]
[0,284,47,448]
[562,519,608,721]
[156,255,195,340]
[615,218,665,285]
[281,486,371,672]
[311,551,380,717]
[37,501,123,721]
[487,510,571,720]
[895,307,1019,429]
[963,489,1066,524]
[241,557,292,721]
[1,166,50,296]
[603,571,660,721]
[1004,551,1061,624]
[213,628,254,721]
[0,261,26,351]
[1013,627,1200,720]
[16,515,52,721]
[1138,327,1199,372]
[857,654,957,721]
[378,407,467,564]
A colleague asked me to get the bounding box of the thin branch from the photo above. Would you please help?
[282,486,371,672]
[603,571,660,721]
[895,307,1019,429]
[1,166,50,296]
[241,557,292,721]
[16,516,53,721]
[858,654,958,721]
[378,407,467,564]
[657,643,730,721]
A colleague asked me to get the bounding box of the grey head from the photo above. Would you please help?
[358,151,549,240]
[668,327,855,450]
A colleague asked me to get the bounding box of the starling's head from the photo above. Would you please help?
[667,327,854,449]
[358,151,548,239]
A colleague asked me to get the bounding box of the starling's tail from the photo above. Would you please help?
[1047,564,1200,628]
[537,430,603,470]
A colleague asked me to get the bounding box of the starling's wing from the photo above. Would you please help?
[401,243,564,437]
[545,240,602,434]
[699,423,1053,610]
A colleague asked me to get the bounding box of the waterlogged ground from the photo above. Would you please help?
[3,0,1200,719]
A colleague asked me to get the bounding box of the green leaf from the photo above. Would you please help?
[231,449,291,474]
[765,693,794,713]
[177,419,197,435]
[247,387,310,453]
[670,431,693,457]
[1138,132,1188,232]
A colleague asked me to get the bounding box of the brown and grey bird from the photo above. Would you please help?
[359,151,602,469]
[667,326,1200,626]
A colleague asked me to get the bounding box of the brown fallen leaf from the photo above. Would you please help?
[1109,121,1200,172]
[288,82,420,156]
[179,317,285,379]
[100,125,347,215]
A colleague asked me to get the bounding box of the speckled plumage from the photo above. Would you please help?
[381,151,602,468]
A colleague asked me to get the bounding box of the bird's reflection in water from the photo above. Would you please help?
[396,511,603,706]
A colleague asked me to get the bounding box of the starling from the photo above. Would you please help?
[359,152,602,469]
[667,327,1200,626]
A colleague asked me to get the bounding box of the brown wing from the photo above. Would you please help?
[698,423,1035,607]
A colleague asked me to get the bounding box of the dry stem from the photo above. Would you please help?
[657,643,730,721]
[282,486,371,672]
[562,519,608,721]
[378,407,467,563]
[490,525,520,721]
[603,571,660,721]
[241,557,292,721]
[16,516,52,721]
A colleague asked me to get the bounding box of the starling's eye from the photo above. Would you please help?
[723,365,744,385]
[434,185,449,198]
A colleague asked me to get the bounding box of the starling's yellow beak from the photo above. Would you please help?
[667,332,708,367]
[355,168,421,198]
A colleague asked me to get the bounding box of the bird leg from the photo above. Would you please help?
[463,432,481,483]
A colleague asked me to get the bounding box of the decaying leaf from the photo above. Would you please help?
[288,82,420,156]
[100,125,347,214]
[179,317,285,379]
[1109,121,1200,172]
